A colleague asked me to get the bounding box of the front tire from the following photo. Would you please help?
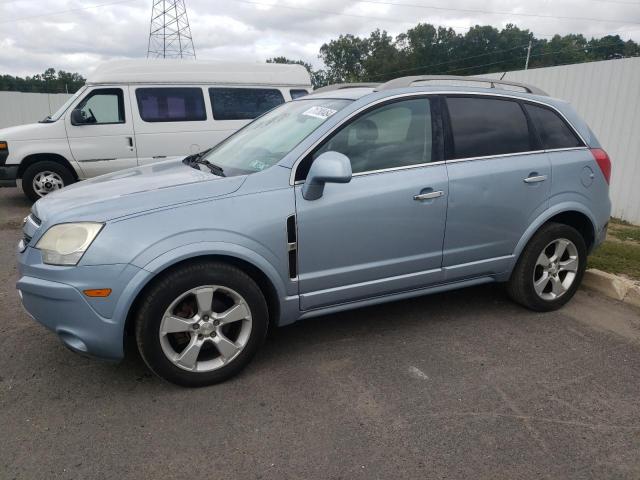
[135,262,269,387]
[507,222,587,312]
[21,160,75,202]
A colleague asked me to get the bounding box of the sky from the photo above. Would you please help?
[0,0,639,77]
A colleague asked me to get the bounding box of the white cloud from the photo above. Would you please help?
[0,0,638,77]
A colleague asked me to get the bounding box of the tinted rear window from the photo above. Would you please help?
[290,89,309,99]
[209,88,285,120]
[524,103,583,150]
[446,96,532,159]
[136,88,206,122]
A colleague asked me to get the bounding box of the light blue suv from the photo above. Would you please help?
[17,76,612,387]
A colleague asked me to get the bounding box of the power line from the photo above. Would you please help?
[442,40,631,74]
[227,0,640,37]
[351,0,640,25]
[0,0,140,25]
[368,43,531,79]
[1,0,638,42]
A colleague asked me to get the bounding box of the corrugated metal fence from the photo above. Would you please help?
[0,92,71,129]
[482,58,640,224]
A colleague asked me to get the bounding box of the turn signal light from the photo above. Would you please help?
[0,141,7,150]
[83,288,112,298]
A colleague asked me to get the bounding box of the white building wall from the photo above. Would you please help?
[0,92,71,129]
[482,58,640,224]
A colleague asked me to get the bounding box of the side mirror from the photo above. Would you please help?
[302,151,352,201]
[70,109,85,125]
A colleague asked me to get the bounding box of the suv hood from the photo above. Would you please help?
[33,159,246,223]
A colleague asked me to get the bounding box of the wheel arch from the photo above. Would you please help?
[123,254,283,347]
[514,205,597,262]
[18,153,79,180]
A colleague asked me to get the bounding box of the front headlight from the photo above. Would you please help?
[35,222,103,266]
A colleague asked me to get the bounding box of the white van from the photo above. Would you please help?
[0,60,312,200]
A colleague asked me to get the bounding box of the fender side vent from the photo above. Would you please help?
[286,215,297,279]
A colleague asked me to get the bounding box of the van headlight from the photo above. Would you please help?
[35,222,104,266]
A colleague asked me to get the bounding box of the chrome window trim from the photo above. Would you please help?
[444,150,546,165]
[545,146,590,153]
[352,160,446,178]
[289,90,587,185]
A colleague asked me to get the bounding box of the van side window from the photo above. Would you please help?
[313,98,433,174]
[209,88,285,120]
[75,88,125,124]
[524,103,583,150]
[290,89,309,99]
[446,96,532,159]
[136,88,206,122]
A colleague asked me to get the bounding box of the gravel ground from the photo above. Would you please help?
[1,187,639,480]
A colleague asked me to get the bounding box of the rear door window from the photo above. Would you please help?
[209,88,285,120]
[446,96,532,159]
[524,103,583,149]
[136,87,206,122]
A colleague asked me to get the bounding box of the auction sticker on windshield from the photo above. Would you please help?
[302,106,338,120]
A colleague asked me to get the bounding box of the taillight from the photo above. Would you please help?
[591,148,611,184]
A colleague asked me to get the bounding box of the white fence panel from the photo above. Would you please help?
[481,58,640,224]
[0,92,72,129]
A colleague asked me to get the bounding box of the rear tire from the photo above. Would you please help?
[22,160,75,202]
[135,261,269,387]
[507,222,587,312]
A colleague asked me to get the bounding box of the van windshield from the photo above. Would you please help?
[201,98,352,175]
[44,86,87,122]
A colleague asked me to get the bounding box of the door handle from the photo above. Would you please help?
[523,174,547,184]
[414,190,444,201]
[126,136,134,150]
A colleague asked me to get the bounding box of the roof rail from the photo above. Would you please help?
[376,75,548,96]
[313,82,379,93]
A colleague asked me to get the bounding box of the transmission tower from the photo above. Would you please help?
[147,0,196,59]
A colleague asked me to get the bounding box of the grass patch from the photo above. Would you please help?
[607,222,640,243]
[589,239,640,281]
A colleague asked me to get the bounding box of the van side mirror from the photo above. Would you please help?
[70,109,86,125]
[302,151,352,201]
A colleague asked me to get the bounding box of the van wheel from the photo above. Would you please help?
[135,262,269,387]
[22,161,75,202]
[507,222,587,312]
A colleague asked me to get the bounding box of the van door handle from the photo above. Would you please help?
[523,174,547,184]
[414,190,444,201]
[126,136,134,150]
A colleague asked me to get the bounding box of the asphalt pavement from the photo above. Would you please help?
[1,187,639,480]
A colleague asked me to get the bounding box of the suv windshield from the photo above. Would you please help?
[202,98,352,176]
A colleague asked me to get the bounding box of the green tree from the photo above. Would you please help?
[0,68,85,93]
[306,23,640,86]
[266,56,326,88]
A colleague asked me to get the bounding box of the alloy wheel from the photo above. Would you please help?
[159,285,252,372]
[533,238,579,301]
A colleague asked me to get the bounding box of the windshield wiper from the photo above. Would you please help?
[183,150,225,177]
[39,115,53,123]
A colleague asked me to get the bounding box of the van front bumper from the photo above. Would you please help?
[17,247,145,361]
[0,165,18,187]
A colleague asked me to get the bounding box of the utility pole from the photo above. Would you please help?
[525,39,532,70]
[147,0,196,59]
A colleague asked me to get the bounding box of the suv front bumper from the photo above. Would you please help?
[17,246,146,361]
[0,165,18,187]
